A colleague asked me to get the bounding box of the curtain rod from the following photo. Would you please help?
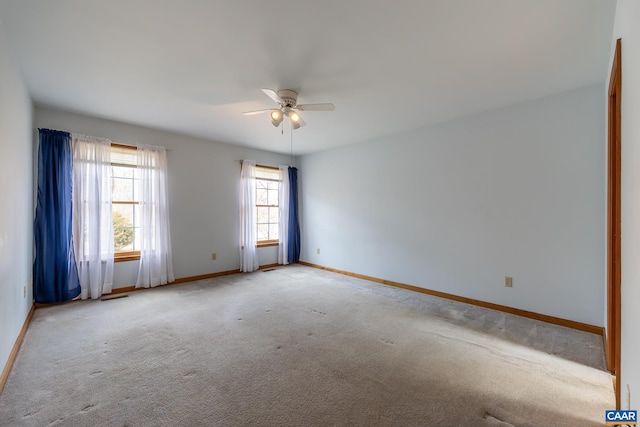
[238,160,292,169]
[71,132,112,143]
[71,133,171,151]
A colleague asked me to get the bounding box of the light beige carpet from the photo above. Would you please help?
[0,264,614,426]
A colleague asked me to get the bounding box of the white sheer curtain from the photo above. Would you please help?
[72,134,114,299]
[240,160,259,272]
[135,144,174,288]
[278,165,290,265]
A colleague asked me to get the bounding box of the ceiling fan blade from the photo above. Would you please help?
[243,109,271,116]
[261,88,284,105]
[296,103,335,111]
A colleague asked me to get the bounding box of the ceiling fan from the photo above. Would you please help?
[243,89,335,129]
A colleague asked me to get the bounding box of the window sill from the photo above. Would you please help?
[114,254,141,262]
[257,242,279,248]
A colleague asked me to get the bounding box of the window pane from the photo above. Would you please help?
[270,223,279,240]
[257,207,269,224]
[134,204,140,251]
[112,165,134,179]
[269,207,279,223]
[256,180,268,191]
[267,181,278,190]
[113,204,133,223]
[256,187,268,205]
[257,224,269,241]
[113,205,135,252]
[112,177,134,202]
[115,227,135,252]
[133,227,141,251]
[267,189,278,206]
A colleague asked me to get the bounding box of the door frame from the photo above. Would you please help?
[607,38,621,410]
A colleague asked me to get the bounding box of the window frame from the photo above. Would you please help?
[111,143,141,262]
[254,165,281,247]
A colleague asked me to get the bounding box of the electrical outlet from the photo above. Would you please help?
[316,248,320,254]
[211,253,217,261]
[505,277,513,287]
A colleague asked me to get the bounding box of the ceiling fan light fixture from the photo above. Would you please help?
[245,88,333,130]
[270,109,283,127]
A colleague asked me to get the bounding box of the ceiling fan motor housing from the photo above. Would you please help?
[278,89,298,108]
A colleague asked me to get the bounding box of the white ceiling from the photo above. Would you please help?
[0,0,616,155]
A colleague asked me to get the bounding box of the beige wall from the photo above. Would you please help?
[300,84,606,326]
[0,21,34,376]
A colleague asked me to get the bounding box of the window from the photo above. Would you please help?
[111,144,140,260]
[255,166,281,246]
